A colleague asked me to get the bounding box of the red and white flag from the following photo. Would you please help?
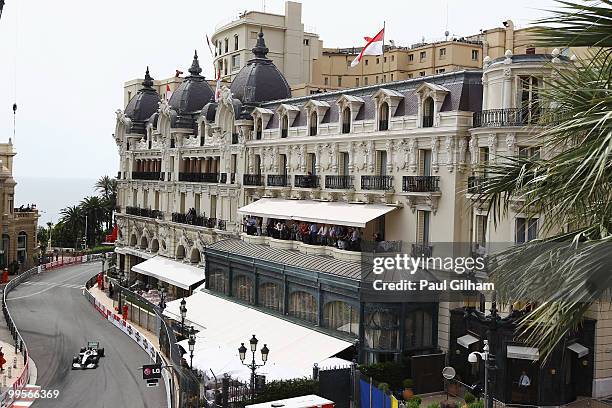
[214,69,222,102]
[166,84,172,101]
[351,27,385,67]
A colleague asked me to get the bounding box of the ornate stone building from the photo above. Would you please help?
[113,30,609,401]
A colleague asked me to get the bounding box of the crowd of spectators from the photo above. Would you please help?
[243,216,368,251]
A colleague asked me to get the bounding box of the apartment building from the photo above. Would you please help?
[0,141,38,271]
[113,27,608,402]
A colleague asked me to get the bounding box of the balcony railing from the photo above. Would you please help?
[422,115,434,128]
[402,176,440,192]
[243,174,264,186]
[132,171,161,181]
[125,206,163,219]
[411,243,433,258]
[172,211,227,230]
[325,175,354,190]
[361,175,393,191]
[467,176,487,194]
[473,108,545,128]
[294,174,320,188]
[267,174,289,187]
[178,172,219,183]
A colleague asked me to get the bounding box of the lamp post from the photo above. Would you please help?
[238,334,269,402]
[179,298,187,338]
[188,326,196,369]
[469,339,492,408]
[158,283,167,310]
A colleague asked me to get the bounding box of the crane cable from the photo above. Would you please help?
[12,0,18,144]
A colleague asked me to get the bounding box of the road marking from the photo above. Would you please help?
[21,282,84,289]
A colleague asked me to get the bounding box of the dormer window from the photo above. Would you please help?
[379,102,389,131]
[342,108,351,134]
[255,117,263,140]
[309,111,318,136]
[281,115,289,138]
[423,97,434,127]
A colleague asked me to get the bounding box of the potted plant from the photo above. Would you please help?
[378,382,390,393]
[402,378,414,400]
[463,392,475,408]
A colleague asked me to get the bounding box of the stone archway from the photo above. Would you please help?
[176,245,186,260]
[151,239,159,253]
[190,248,201,264]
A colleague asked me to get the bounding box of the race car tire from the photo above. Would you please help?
[98,347,105,357]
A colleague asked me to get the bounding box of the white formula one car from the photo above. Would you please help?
[72,341,105,369]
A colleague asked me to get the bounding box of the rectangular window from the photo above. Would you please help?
[132,189,137,207]
[231,54,241,71]
[516,218,538,243]
[391,55,394,62]
[479,147,490,164]
[418,149,432,176]
[436,68,445,74]
[408,73,413,78]
[526,47,536,54]
[307,153,316,175]
[324,77,329,86]
[519,76,541,123]
[195,193,201,215]
[475,214,487,246]
[518,146,541,159]
[250,31,258,39]
[365,59,369,66]
[417,210,430,244]
[224,38,228,53]
[420,51,426,61]
[364,77,369,85]
[234,35,239,51]
[472,49,479,61]
[439,48,446,58]
[383,74,386,82]
[143,190,148,209]
[376,57,380,64]
[384,56,387,63]
[376,151,387,176]
[154,191,160,210]
[179,192,186,214]
[339,152,349,176]
[355,77,360,87]
[303,38,310,46]
[337,76,342,86]
[408,54,414,62]
[390,73,394,81]
[419,71,425,77]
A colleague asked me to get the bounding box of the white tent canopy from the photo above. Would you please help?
[164,291,353,381]
[131,256,205,290]
[238,198,397,228]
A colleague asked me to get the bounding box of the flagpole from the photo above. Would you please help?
[381,21,386,82]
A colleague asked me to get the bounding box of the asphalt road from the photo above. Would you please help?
[7,262,167,408]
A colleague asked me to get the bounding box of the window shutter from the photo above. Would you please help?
[417,210,425,243]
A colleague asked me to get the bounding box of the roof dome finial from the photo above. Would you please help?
[252,27,269,59]
[189,50,202,76]
[142,66,154,88]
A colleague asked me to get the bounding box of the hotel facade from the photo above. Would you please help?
[113,29,610,404]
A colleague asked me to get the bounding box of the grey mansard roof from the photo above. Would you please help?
[169,51,214,129]
[230,30,291,105]
[124,67,161,134]
[259,70,483,129]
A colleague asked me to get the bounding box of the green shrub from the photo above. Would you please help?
[464,392,476,404]
[403,378,414,389]
[467,401,484,408]
[378,382,390,392]
[359,362,409,390]
[410,396,422,405]
[426,403,440,408]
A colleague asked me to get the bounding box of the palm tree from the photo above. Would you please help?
[95,175,117,231]
[80,196,105,247]
[59,205,84,249]
[475,0,612,358]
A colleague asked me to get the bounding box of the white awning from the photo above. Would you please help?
[507,345,540,361]
[246,395,334,408]
[238,198,397,228]
[457,334,479,349]
[131,256,205,290]
[567,342,589,358]
[164,291,353,382]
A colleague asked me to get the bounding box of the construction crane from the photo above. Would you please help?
[0,1,4,22]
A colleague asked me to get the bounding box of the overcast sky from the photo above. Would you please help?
[0,0,558,180]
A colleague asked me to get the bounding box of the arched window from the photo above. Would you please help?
[342,107,351,134]
[364,306,399,351]
[258,282,282,311]
[130,234,138,247]
[224,38,229,53]
[281,115,289,138]
[309,111,318,136]
[208,269,228,294]
[288,291,318,323]
[256,117,263,140]
[151,239,159,253]
[379,102,389,131]
[140,236,148,250]
[17,232,27,265]
[232,275,254,303]
[254,155,262,175]
[190,248,201,264]
[234,35,239,51]
[323,301,359,335]
[176,245,186,260]
[422,97,434,127]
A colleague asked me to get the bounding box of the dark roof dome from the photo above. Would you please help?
[169,51,214,128]
[201,97,218,122]
[230,29,291,104]
[124,67,161,134]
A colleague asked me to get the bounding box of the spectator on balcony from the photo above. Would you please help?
[373,232,383,243]
[350,228,361,251]
[328,225,337,247]
[266,220,274,237]
[309,223,318,244]
[280,223,290,240]
[255,218,262,236]
[298,222,309,242]
[318,224,328,245]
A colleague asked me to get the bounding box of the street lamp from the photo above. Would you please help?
[158,283,167,310]
[238,334,270,402]
[180,298,187,338]
[188,326,196,369]
[468,339,492,408]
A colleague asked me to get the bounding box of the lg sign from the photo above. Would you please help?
[142,364,162,380]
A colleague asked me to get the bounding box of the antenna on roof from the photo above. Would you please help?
[262,0,266,12]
